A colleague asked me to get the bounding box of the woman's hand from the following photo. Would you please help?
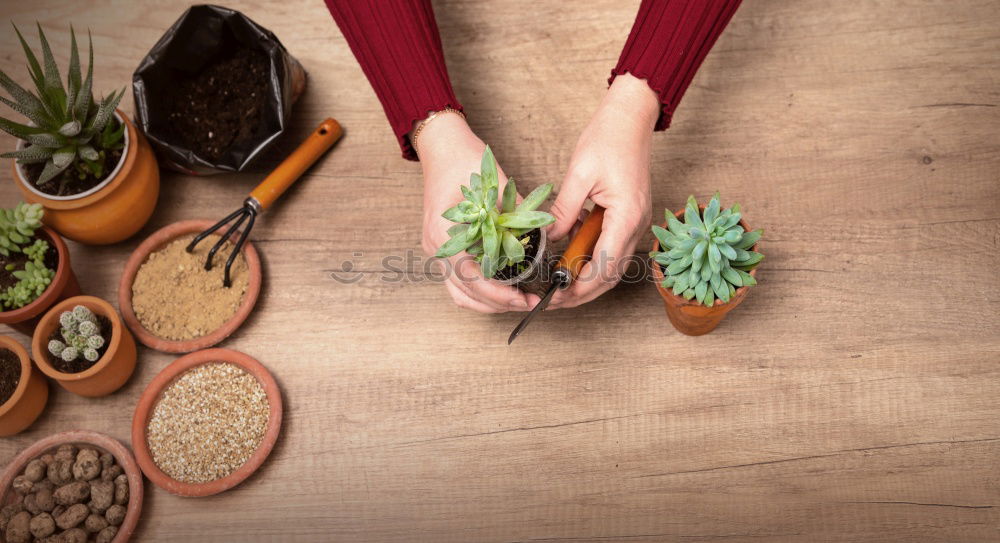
[547,73,661,309]
[416,113,536,313]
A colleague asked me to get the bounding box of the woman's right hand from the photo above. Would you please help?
[415,113,536,313]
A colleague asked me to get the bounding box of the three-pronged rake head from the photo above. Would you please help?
[186,198,260,288]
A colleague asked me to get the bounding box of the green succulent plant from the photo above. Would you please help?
[650,193,763,307]
[0,24,126,190]
[0,201,43,257]
[48,304,104,363]
[0,202,55,310]
[436,146,556,279]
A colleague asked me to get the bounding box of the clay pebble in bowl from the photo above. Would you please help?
[0,430,144,543]
[117,219,262,353]
[131,348,283,497]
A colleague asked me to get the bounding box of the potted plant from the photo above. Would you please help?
[0,202,80,335]
[0,335,48,436]
[650,193,764,335]
[31,296,136,397]
[2,24,159,245]
[435,146,556,297]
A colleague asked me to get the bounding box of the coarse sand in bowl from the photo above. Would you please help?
[130,235,248,341]
[146,362,269,484]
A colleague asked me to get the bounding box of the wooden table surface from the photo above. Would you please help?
[1,1,999,541]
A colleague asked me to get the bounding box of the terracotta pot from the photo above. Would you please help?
[0,430,144,542]
[0,226,81,336]
[31,296,137,397]
[652,207,759,336]
[131,348,283,497]
[12,110,160,245]
[118,220,262,353]
[0,336,47,436]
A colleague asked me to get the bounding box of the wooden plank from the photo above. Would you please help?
[0,0,998,541]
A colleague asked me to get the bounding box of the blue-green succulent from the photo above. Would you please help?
[651,193,763,307]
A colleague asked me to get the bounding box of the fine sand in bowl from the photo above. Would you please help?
[130,235,248,341]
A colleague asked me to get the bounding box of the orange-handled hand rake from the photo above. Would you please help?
[187,118,343,287]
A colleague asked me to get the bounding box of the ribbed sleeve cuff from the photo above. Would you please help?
[610,0,741,131]
[325,0,463,160]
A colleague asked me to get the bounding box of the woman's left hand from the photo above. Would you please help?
[546,73,661,309]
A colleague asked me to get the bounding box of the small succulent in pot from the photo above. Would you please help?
[0,202,55,310]
[0,24,125,193]
[651,193,763,307]
[48,304,105,362]
[436,146,555,280]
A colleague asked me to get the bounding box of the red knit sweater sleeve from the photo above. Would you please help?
[324,0,462,160]
[612,0,742,131]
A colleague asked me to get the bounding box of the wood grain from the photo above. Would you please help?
[1,0,998,541]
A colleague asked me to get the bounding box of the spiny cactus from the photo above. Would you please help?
[0,24,125,190]
[48,305,104,363]
[650,193,763,307]
[436,146,555,278]
[0,202,55,310]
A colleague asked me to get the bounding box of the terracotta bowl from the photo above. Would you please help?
[117,219,262,353]
[131,348,283,497]
[31,295,137,397]
[0,336,48,436]
[0,430,144,542]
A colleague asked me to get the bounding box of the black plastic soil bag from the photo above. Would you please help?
[132,4,306,175]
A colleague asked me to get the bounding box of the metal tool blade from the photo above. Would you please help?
[507,282,560,345]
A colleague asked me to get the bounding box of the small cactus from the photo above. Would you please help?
[48,305,105,364]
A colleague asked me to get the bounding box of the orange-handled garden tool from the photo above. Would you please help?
[508,205,606,344]
[187,118,343,287]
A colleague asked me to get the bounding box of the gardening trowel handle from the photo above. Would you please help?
[249,118,343,210]
[554,205,605,288]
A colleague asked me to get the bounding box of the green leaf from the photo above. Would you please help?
[695,281,708,304]
[714,276,731,303]
[651,225,676,249]
[460,185,475,202]
[480,145,498,189]
[736,229,763,250]
[485,184,498,212]
[736,269,757,286]
[0,71,51,127]
[73,30,93,121]
[0,144,54,164]
[704,193,720,225]
[442,204,478,223]
[58,120,81,137]
[469,172,482,193]
[36,160,68,185]
[672,273,689,295]
[700,264,712,281]
[0,117,47,140]
[51,146,75,168]
[662,275,675,288]
[652,252,671,266]
[684,196,703,229]
[501,178,517,213]
[481,215,500,278]
[666,258,690,275]
[721,265,742,287]
[435,226,480,258]
[682,288,696,300]
[708,242,721,264]
[66,26,81,104]
[12,24,50,113]
[100,118,124,149]
[667,215,688,236]
[35,24,66,112]
[517,183,553,212]
[497,210,555,229]
[86,88,123,136]
[732,251,764,270]
[692,239,708,261]
[501,230,524,264]
[703,289,714,307]
[721,213,742,230]
[718,243,737,260]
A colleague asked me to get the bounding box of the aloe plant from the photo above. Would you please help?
[650,193,763,307]
[0,202,54,310]
[48,305,105,363]
[0,24,125,190]
[436,146,555,278]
